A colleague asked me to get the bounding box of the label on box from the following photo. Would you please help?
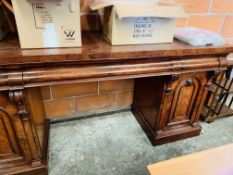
[133,17,155,39]
[32,4,53,29]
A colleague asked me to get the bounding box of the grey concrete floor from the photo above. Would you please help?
[49,111,233,175]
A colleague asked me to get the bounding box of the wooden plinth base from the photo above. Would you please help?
[132,105,202,146]
[1,165,48,175]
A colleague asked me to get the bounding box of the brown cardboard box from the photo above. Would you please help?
[90,1,187,45]
[12,0,81,49]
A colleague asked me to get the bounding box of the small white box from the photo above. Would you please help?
[12,0,81,49]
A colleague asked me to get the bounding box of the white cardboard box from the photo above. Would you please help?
[90,1,187,45]
[12,0,81,49]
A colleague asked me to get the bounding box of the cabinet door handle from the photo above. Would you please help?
[186,79,194,86]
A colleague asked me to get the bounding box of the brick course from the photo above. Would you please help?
[42,80,134,119]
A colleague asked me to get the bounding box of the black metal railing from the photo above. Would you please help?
[202,67,233,123]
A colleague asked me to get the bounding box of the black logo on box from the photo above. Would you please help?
[64,29,76,41]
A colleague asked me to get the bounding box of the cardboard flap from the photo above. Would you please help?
[89,0,159,10]
[103,0,159,4]
[115,4,187,19]
[89,1,114,10]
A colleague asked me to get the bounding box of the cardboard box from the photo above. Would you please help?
[90,1,187,45]
[12,0,81,49]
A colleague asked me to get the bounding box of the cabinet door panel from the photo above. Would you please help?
[0,119,12,155]
[169,78,200,124]
[0,110,21,160]
[173,85,194,120]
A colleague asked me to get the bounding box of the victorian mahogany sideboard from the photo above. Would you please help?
[0,32,233,175]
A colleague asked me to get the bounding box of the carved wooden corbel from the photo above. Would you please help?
[165,74,179,95]
[9,90,29,120]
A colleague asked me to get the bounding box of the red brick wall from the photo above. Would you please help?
[173,0,233,44]
[41,80,134,119]
[42,0,233,119]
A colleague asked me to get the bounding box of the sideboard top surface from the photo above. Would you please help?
[0,31,233,66]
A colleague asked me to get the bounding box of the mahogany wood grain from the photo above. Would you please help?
[0,32,233,67]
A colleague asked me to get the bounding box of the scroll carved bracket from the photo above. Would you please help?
[9,90,29,120]
[165,74,179,95]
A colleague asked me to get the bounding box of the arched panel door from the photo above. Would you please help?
[167,78,201,126]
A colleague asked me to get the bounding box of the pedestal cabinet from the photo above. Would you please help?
[132,72,212,145]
